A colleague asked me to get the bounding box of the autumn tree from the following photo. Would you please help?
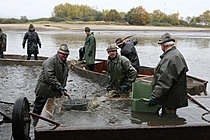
[199,10,210,25]
[105,9,121,21]
[168,12,180,25]
[53,3,98,21]
[152,9,167,23]
[126,6,151,25]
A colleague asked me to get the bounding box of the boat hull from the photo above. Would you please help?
[0,54,48,66]
[35,124,210,140]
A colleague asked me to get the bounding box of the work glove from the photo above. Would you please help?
[60,88,68,93]
[60,88,71,99]
[88,51,92,56]
[148,98,158,107]
[106,85,112,91]
[22,45,25,49]
[81,47,84,53]
[120,85,130,92]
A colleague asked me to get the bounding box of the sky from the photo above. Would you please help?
[0,0,209,19]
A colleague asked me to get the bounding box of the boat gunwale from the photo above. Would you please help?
[35,122,210,132]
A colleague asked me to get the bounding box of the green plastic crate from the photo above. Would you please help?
[132,79,161,113]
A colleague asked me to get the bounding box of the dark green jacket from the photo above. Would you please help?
[35,53,69,98]
[151,46,189,109]
[84,32,96,65]
[22,29,41,55]
[108,54,137,89]
[0,31,7,52]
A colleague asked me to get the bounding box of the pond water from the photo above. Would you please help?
[5,29,210,90]
[1,30,210,139]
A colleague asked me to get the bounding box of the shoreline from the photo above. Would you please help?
[0,23,210,32]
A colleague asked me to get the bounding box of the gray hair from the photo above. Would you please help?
[164,41,174,47]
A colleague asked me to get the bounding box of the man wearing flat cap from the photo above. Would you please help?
[148,33,189,114]
[79,27,96,71]
[32,44,70,126]
[106,43,137,97]
[115,37,140,72]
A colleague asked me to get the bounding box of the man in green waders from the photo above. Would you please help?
[79,27,96,71]
[148,33,189,114]
[106,43,137,97]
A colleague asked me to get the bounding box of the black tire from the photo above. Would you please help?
[12,97,30,140]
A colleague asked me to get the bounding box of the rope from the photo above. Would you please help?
[202,112,210,123]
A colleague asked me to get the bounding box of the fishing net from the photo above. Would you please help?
[202,112,210,123]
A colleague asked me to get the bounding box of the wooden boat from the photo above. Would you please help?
[68,59,208,95]
[34,96,210,140]
[34,59,210,140]
[0,54,48,66]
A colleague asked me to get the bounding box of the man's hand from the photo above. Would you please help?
[120,85,130,92]
[148,98,158,107]
[22,45,25,49]
[106,85,111,91]
[60,88,68,92]
[60,88,71,99]
[39,44,41,48]
[63,91,71,99]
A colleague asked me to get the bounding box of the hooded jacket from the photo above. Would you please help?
[22,29,41,55]
[84,32,96,65]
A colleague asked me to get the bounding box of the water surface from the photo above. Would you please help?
[1,30,210,139]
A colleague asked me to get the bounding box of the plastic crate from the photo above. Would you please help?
[132,79,161,113]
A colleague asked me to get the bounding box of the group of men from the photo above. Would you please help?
[78,27,188,114]
[0,24,189,123]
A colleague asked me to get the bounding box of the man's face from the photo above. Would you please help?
[161,44,165,52]
[85,31,90,35]
[107,50,117,59]
[29,28,34,31]
[58,52,69,61]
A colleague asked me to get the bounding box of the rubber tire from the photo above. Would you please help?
[12,97,30,140]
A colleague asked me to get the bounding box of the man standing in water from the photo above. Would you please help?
[22,24,42,60]
[0,28,7,58]
[33,44,70,126]
[79,27,96,71]
[106,43,137,97]
[148,33,188,114]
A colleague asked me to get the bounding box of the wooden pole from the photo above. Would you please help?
[29,112,61,127]
[187,93,210,112]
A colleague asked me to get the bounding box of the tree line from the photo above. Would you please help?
[0,3,209,27]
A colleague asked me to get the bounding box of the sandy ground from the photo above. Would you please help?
[0,23,210,31]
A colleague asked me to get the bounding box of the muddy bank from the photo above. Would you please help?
[1,23,210,32]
